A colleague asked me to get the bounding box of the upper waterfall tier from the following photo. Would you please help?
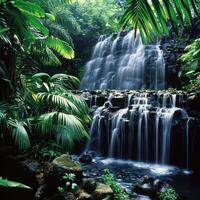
[80,31,165,90]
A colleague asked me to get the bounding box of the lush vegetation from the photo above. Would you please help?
[179,38,200,91]
[0,0,200,199]
[159,187,178,200]
[58,173,78,193]
[121,0,199,42]
[102,169,129,200]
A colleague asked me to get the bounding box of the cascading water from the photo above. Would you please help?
[80,31,190,169]
[80,31,165,90]
[84,91,190,168]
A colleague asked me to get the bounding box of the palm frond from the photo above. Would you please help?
[121,0,199,42]
[45,36,74,59]
[44,21,73,45]
[36,112,89,149]
[14,0,46,18]
[36,93,80,115]
[50,73,80,89]
[7,119,31,150]
[64,92,91,124]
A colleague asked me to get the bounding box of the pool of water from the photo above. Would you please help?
[76,157,200,200]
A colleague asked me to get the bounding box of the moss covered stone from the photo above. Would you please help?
[51,154,83,185]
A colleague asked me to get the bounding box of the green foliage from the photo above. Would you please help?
[102,169,129,200]
[0,102,31,150]
[63,173,76,182]
[121,0,199,42]
[0,72,90,151]
[58,173,78,193]
[179,38,200,91]
[70,0,121,37]
[25,140,63,162]
[159,187,178,200]
[0,177,31,189]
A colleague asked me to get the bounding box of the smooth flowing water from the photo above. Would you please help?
[80,31,165,90]
[84,91,190,169]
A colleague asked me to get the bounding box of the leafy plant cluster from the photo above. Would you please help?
[101,169,129,200]
[25,140,63,162]
[121,0,199,42]
[58,173,78,193]
[179,38,200,91]
[0,73,91,151]
[159,187,178,200]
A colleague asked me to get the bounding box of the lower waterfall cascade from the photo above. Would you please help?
[81,90,191,169]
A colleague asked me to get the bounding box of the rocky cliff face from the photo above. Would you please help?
[161,20,200,89]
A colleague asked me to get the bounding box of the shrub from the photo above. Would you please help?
[101,169,129,200]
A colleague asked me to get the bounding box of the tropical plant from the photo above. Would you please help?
[0,177,31,189]
[0,73,90,151]
[159,187,178,200]
[121,0,199,42]
[0,102,31,150]
[20,0,77,70]
[25,140,63,162]
[179,38,200,91]
[58,173,78,193]
[102,169,129,200]
[0,0,49,99]
[0,0,76,100]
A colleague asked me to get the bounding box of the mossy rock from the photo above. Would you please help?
[46,154,83,188]
[52,154,81,171]
[91,183,113,200]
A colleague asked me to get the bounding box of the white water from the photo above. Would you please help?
[86,92,190,169]
[80,31,165,90]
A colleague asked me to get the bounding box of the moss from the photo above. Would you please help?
[53,154,81,170]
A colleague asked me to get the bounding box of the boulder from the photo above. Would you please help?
[0,156,39,188]
[46,154,83,188]
[79,154,92,164]
[47,192,76,200]
[78,190,91,200]
[82,178,97,194]
[133,176,168,199]
[91,183,113,200]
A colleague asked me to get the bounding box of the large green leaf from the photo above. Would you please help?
[36,112,89,149]
[121,0,199,42]
[7,119,31,150]
[45,36,74,59]
[14,0,46,18]
[0,177,31,189]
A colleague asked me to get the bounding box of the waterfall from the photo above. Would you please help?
[84,91,190,169]
[80,31,190,169]
[80,31,165,90]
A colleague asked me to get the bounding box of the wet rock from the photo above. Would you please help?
[48,192,76,200]
[78,190,91,200]
[133,176,168,199]
[52,154,83,184]
[21,159,41,174]
[110,96,126,108]
[35,184,48,199]
[79,154,92,164]
[82,178,97,193]
[96,96,107,106]
[91,183,113,200]
[0,156,39,188]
